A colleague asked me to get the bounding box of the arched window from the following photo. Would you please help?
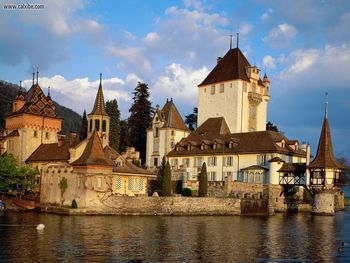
[102,120,107,132]
[95,119,100,131]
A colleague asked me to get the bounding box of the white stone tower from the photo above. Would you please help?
[87,73,110,148]
[197,47,270,133]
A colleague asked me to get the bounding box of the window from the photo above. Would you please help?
[33,130,38,138]
[207,157,217,167]
[171,141,175,148]
[89,119,92,132]
[252,83,256,93]
[171,158,178,167]
[171,130,175,136]
[45,132,49,139]
[219,83,224,93]
[155,117,159,122]
[154,127,159,137]
[182,158,190,167]
[95,119,100,131]
[257,155,267,165]
[97,177,102,189]
[208,172,216,181]
[128,178,133,190]
[224,156,233,166]
[102,120,106,132]
[116,176,122,190]
[139,178,144,191]
[211,85,215,94]
[154,157,158,166]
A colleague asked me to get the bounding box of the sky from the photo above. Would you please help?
[0,0,350,158]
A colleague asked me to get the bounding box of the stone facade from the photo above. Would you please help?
[312,188,336,215]
[41,196,241,216]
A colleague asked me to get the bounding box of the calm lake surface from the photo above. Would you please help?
[0,186,349,263]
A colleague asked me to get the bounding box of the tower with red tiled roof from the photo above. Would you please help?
[308,94,346,215]
[3,74,62,164]
[146,98,190,169]
[197,47,270,133]
[87,73,110,148]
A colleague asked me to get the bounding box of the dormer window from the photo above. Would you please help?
[213,143,217,150]
[211,85,215,95]
[187,144,192,151]
[201,144,204,150]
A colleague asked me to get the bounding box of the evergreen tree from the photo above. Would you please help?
[266,121,279,132]
[78,110,88,141]
[185,107,198,131]
[119,119,129,152]
[127,82,153,163]
[198,162,208,197]
[162,161,172,196]
[106,99,120,151]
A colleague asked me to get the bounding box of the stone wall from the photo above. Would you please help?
[41,196,241,216]
[312,188,336,215]
[335,190,345,211]
[225,181,264,198]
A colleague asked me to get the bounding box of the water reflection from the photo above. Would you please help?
[1,211,350,262]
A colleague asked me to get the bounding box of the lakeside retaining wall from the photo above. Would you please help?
[40,196,241,216]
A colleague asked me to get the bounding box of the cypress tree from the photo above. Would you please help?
[162,161,172,196]
[78,110,88,141]
[106,99,120,151]
[198,162,208,197]
[119,120,129,152]
[127,82,153,163]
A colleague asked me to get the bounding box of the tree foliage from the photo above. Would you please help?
[0,154,38,193]
[119,120,129,152]
[162,161,172,196]
[79,110,88,141]
[106,99,121,151]
[185,107,198,131]
[127,82,153,163]
[198,162,208,197]
[266,121,279,132]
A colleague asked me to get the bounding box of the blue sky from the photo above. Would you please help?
[1,0,350,158]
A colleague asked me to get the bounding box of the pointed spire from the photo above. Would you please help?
[32,69,35,85]
[47,86,51,98]
[19,80,22,89]
[229,34,233,50]
[36,65,39,84]
[89,73,108,116]
[325,92,328,119]
[308,96,345,170]
[236,32,239,48]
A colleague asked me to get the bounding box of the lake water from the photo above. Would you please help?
[1,208,350,262]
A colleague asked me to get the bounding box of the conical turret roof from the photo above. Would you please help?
[89,74,108,116]
[308,99,345,169]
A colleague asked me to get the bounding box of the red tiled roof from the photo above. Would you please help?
[26,143,70,163]
[168,117,306,157]
[89,83,108,116]
[72,131,114,167]
[6,84,60,119]
[278,163,306,174]
[160,100,188,131]
[198,48,250,87]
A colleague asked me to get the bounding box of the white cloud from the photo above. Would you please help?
[144,32,160,44]
[261,8,273,20]
[153,63,209,102]
[183,0,205,12]
[21,74,132,115]
[262,55,276,69]
[263,23,297,47]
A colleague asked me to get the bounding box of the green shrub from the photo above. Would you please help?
[71,199,78,209]
[182,188,192,197]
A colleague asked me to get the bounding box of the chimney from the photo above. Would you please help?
[217,57,222,64]
[57,133,66,147]
[69,132,77,146]
[301,142,307,152]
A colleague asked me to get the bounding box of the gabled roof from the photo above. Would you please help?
[159,99,188,130]
[89,79,108,116]
[168,118,306,158]
[198,48,251,87]
[6,84,60,119]
[26,143,70,163]
[278,163,306,174]
[308,117,345,169]
[72,131,114,167]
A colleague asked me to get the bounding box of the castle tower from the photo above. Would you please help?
[4,76,62,164]
[87,74,110,148]
[197,47,270,133]
[146,98,190,169]
[308,95,346,215]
